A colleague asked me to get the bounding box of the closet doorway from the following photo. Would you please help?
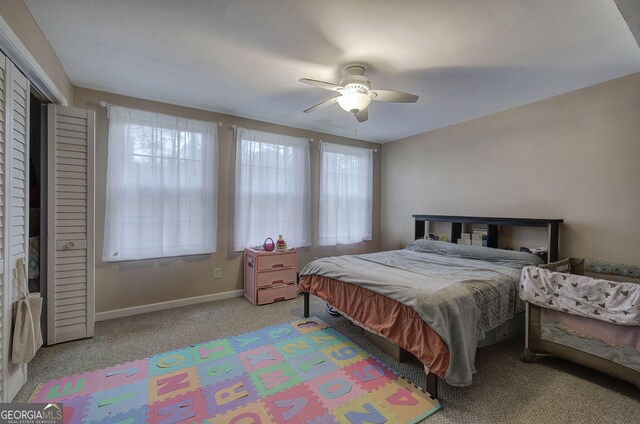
[29,92,96,347]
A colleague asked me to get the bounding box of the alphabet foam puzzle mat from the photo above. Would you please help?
[30,317,440,423]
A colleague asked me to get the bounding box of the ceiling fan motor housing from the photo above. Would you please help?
[340,74,371,92]
[338,66,372,113]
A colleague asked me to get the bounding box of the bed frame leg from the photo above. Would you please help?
[426,372,439,399]
[303,292,309,318]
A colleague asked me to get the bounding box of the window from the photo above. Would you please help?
[318,142,373,245]
[234,127,310,251]
[103,106,217,261]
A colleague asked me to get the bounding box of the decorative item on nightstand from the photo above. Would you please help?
[275,234,287,251]
[263,237,275,251]
[244,247,297,305]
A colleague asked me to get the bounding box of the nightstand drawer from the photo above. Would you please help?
[257,283,297,305]
[256,268,296,288]
[257,252,296,271]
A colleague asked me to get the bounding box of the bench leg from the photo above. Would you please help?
[426,372,439,399]
[303,292,309,318]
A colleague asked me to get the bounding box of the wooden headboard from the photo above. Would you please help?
[413,215,564,263]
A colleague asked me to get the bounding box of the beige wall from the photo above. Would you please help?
[74,87,381,313]
[381,73,640,264]
[0,0,73,103]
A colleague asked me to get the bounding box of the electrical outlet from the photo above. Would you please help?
[214,268,222,279]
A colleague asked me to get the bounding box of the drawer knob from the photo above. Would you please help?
[66,241,75,249]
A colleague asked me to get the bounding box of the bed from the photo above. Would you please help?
[299,215,560,397]
[521,258,640,387]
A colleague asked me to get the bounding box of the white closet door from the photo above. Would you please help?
[0,51,6,404]
[1,58,30,401]
[47,105,94,345]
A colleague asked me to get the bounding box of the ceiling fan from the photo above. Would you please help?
[299,65,419,123]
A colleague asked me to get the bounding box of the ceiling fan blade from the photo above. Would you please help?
[299,78,344,91]
[355,108,368,123]
[303,96,339,113]
[369,89,418,103]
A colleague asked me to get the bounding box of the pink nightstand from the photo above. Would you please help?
[244,248,298,305]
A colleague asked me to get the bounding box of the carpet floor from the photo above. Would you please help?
[16,295,640,423]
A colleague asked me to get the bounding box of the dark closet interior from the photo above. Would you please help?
[28,91,47,340]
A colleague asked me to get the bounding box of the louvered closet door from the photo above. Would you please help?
[0,52,6,403]
[47,105,94,345]
[3,59,30,401]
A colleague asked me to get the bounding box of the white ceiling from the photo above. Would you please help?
[25,0,640,143]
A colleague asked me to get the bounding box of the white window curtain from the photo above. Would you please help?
[318,142,373,246]
[103,106,218,261]
[234,127,310,251]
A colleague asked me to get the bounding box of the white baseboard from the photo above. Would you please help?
[95,289,244,321]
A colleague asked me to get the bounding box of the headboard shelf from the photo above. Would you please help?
[412,214,564,263]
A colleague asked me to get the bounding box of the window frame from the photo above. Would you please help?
[233,127,311,251]
[103,106,218,262]
[318,141,374,246]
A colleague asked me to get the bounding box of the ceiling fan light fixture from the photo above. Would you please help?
[337,91,371,113]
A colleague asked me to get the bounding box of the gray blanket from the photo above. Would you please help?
[300,239,543,386]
